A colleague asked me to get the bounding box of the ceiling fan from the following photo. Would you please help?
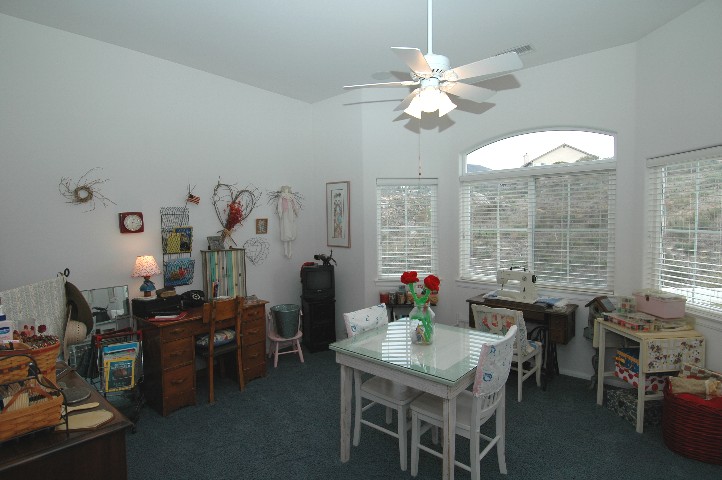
[343,0,523,118]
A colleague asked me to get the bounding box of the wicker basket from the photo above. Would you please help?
[0,355,65,442]
[0,341,59,384]
[662,382,722,465]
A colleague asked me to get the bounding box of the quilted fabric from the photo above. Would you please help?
[473,325,516,397]
[343,304,388,337]
[196,328,236,348]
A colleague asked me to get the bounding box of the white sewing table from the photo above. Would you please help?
[594,318,705,433]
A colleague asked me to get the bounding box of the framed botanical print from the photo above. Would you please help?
[326,181,350,248]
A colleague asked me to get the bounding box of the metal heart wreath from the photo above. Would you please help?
[212,182,261,244]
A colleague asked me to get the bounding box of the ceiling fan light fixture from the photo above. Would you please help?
[404,96,423,119]
[419,86,442,113]
[437,92,457,116]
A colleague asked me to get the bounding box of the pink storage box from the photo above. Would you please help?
[633,290,686,319]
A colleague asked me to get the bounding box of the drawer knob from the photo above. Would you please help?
[171,378,187,385]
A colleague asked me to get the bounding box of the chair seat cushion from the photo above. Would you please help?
[196,329,236,348]
[361,376,422,404]
[411,390,496,431]
[517,339,541,356]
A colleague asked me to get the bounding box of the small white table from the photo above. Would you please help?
[330,319,502,480]
[594,318,705,433]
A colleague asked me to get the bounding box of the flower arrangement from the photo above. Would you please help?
[221,200,243,242]
[401,271,440,344]
[400,271,440,305]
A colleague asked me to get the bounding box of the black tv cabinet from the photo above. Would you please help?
[301,297,336,352]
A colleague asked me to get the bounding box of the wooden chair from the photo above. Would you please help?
[471,304,542,402]
[197,297,244,404]
[266,309,304,367]
[410,325,517,480]
[343,304,422,471]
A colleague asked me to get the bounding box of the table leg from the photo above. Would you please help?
[636,371,646,433]
[596,323,606,405]
[340,365,352,462]
[441,396,457,480]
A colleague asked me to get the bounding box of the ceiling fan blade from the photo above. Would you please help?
[394,89,420,111]
[391,47,432,75]
[344,80,418,89]
[448,51,523,82]
[441,82,496,103]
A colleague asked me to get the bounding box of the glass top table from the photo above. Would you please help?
[330,319,504,480]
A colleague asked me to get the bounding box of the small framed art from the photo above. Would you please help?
[255,218,268,234]
[326,181,350,248]
[207,235,224,250]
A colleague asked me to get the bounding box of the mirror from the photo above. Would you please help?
[81,285,130,328]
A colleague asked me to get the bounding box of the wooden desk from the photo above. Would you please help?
[466,294,578,386]
[137,300,267,416]
[0,364,132,480]
[594,319,705,433]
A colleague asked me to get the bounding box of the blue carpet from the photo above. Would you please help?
[125,349,720,479]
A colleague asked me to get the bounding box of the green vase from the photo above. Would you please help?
[410,302,434,345]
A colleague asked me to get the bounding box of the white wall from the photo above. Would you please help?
[0,14,319,313]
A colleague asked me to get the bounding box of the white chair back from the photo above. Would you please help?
[470,304,535,356]
[472,325,516,397]
[343,304,388,337]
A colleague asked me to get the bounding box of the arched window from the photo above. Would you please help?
[460,129,616,293]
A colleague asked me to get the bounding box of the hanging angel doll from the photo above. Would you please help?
[274,186,302,258]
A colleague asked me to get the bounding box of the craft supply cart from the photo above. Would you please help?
[89,328,144,431]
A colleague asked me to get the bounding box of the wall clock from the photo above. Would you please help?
[119,212,144,233]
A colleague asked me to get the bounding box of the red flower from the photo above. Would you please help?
[424,275,440,292]
[38,325,47,334]
[401,271,419,285]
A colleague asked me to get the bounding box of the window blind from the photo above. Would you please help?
[646,145,722,313]
[460,166,616,291]
[377,178,438,280]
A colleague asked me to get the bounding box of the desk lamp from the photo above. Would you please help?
[131,255,161,297]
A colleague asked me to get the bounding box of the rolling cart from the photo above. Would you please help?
[90,328,144,432]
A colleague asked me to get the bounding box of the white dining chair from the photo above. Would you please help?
[343,304,422,471]
[471,304,542,402]
[409,325,517,480]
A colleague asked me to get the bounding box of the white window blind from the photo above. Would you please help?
[646,145,722,313]
[377,178,438,280]
[460,164,616,291]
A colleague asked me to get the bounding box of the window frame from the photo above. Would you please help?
[460,140,617,294]
[376,178,439,282]
[645,145,722,317]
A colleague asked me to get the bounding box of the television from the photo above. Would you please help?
[301,265,335,300]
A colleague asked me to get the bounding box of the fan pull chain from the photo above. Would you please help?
[418,120,423,177]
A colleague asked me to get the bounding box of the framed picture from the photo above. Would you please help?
[326,181,350,248]
[206,235,224,250]
[255,218,268,234]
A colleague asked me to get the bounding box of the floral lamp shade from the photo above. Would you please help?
[131,255,162,297]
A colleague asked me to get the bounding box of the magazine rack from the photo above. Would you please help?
[90,328,144,432]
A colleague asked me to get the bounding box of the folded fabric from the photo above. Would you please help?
[670,376,721,399]
[196,329,236,348]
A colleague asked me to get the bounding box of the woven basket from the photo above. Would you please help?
[0,355,64,442]
[662,382,722,464]
[0,341,60,385]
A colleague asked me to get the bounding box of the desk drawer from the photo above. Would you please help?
[243,304,266,323]
[162,388,196,416]
[242,318,265,346]
[160,323,196,343]
[162,364,195,396]
[243,341,265,367]
[161,337,194,369]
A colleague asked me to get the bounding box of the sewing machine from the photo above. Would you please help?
[496,268,538,303]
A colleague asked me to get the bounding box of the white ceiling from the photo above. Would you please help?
[0,0,703,104]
